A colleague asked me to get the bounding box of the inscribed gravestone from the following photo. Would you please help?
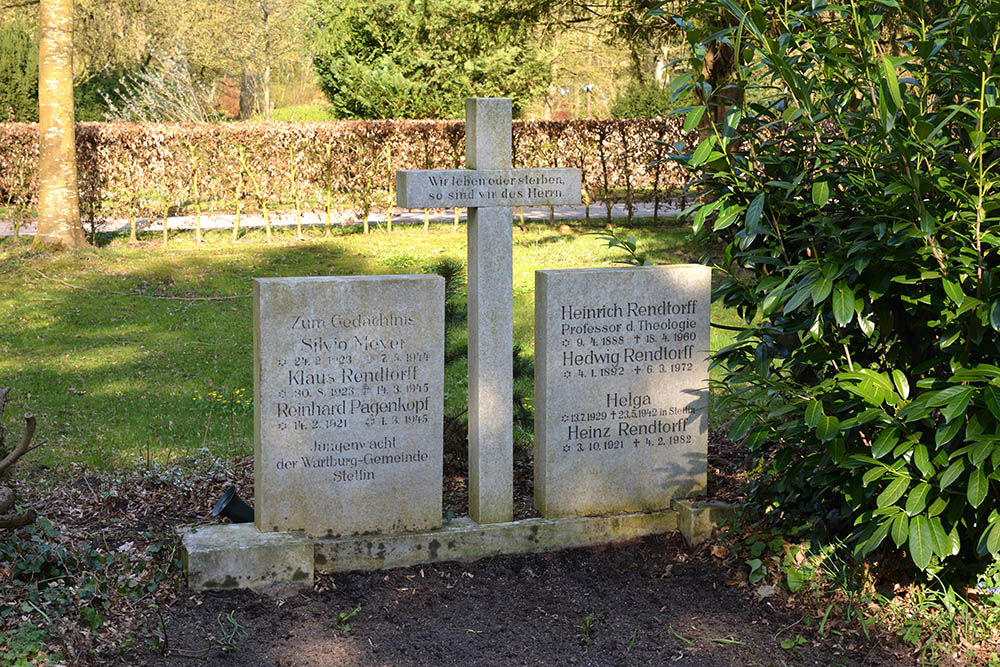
[534,265,711,517]
[254,275,444,538]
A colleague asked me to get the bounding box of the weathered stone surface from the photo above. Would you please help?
[396,169,582,208]
[254,275,444,538]
[180,524,313,590]
[314,510,679,572]
[674,499,734,547]
[395,98,582,525]
[534,265,712,517]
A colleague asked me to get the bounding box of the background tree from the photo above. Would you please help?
[308,0,552,119]
[175,0,309,119]
[35,0,85,248]
[0,18,37,121]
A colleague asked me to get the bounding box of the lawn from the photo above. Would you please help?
[0,218,738,469]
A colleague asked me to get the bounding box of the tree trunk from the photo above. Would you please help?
[35,0,86,249]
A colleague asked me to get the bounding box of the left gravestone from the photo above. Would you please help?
[253,275,444,538]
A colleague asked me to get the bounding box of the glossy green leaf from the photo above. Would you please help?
[805,400,822,427]
[816,414,840,442]
[729,411,755,441]
[941,386,974,423]
[936,418,963,447]
[690,136,716,167]
[812,180,830,206]
[863,466,886,486]
[938,458,965,489]
[986,386,1000,421]
[991,299,1000,332]
[877,476,909,508]
[891,370,909,400]
[832,282,854,326]
[905,483,930,516]
[912,445,933,477]
[871,427,898,459]
[909,515,934,570]
[927,495,948,517]
[928,517,952,558]
[968,467,988,508]
[745,192,765,230]
[987,522,1000,555]
[891,513,909,547]
[684,106,706,133]
[942,278,965,307]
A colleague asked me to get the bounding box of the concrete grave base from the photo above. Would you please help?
[179,523,314,591]
[181,500,731,590]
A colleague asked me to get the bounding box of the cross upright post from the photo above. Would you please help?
[466,98,515,524]
[396,98,581,524]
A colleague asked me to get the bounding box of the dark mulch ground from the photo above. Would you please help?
[131,534,911,667]
[2,432,922,666]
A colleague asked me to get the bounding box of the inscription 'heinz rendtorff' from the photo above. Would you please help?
[254,275,444,538]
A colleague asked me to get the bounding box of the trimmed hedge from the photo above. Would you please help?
[0,118,692,225]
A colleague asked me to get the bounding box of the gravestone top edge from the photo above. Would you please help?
[536,264,710,276]
[254,275,442,285]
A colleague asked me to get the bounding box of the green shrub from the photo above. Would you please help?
[0,20,38,122]
[611,83,683,118]
[671,0,1000,574]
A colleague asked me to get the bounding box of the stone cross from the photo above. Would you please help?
[396,98,581,524]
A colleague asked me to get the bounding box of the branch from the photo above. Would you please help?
[0,509,37,529]
[0,414,37,474]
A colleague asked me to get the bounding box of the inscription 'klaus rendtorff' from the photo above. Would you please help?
[288,365,419,385]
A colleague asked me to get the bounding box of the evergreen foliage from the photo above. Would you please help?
[671,0,1000,575]
[0,20,38,122]
[308,0,552,119]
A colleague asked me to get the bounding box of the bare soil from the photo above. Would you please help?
[2,433,921,666]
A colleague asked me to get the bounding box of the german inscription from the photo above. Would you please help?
[396,168,581,208]
[254,275,444,538]
[534,266,711,518]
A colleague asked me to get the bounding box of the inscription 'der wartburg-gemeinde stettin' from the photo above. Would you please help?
[535,266,711,518]
[254,275,444,538]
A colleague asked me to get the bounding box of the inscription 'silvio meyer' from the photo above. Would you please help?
[254,275,444,538]
[534,266,711,518]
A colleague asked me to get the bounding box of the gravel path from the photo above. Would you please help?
[0,201,685,237]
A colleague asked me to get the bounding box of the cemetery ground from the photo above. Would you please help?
[0,221,996,666]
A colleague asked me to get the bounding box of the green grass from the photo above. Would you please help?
[250,104,338,122]
[0,218,736,469]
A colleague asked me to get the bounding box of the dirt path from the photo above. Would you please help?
[0,201,684,238]
[127,534,911,667]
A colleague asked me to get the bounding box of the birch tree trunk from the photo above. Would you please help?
[36,0,86,249]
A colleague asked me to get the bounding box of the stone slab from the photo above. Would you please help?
[181,501,733,586]
[314,510,679,573]
[534,265,712,518]
[396,169,582,209]
[179,523,313,590]
[675,499,734,547]
[253,275,444,538]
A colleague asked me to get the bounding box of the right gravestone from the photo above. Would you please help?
[534,265,711,518]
